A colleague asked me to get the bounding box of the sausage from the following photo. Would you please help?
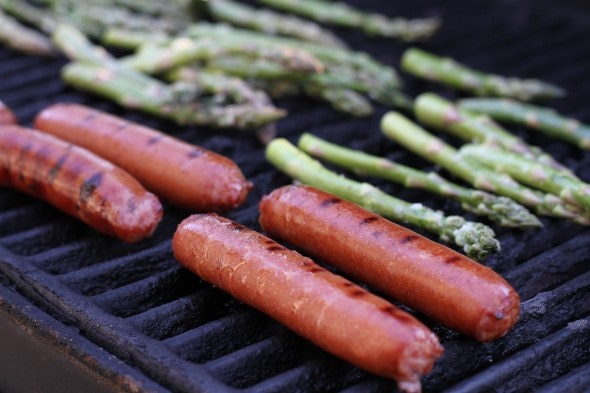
[173,213,443,393]
[34,103,252,212]
[259,185,521,342]
[0,100,17,125]
[0,125,162,242]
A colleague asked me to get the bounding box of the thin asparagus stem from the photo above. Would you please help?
[298,133,541,228]
[0,0,59,34]
[52,24,285,129]
[459,144,590,213]
[401,48,565,101]
[204,0,347,48]
[414,93,570,172]
[122,36,325,76]
[257,0,441,42]
[380,112,589,224]
[0,8,56,56]
[184,23,403,105]
[265,138,501,260]
[458,97,590,150]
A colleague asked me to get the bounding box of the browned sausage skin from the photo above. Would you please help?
[0,100,17,125]
[0,125,162,242]
[259,185,521,342]
[173,213,443,393]
[34,103,252,212]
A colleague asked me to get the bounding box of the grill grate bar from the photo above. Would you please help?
[205,333,316,389]
[423,270,590,389]
[444,315,590,393]
[126,287,236,341]
[91,266,200,318]
[164,310,280,364]
[536,362,590,393]
[57,241,174,296]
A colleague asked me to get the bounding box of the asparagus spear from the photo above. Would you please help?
[381,112,589,224]
[298,133,541,228]
[184,23,403,106]
[401,48,565,101]
[458,98,590,150]
[0,8,56,56]
[52,24,285,129]
[414,93,570,172]
[459,144,590,213]
[123,36,325,76]
[257,0,441,42]
[203,0,347,48]
[0,0,58,34]
[266,138,500,260]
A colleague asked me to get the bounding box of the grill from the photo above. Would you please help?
[1,0,589,392]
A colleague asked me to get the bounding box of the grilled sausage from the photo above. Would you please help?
[0,125,162,242]
[259,185,521,342]
[0,100,17,125]
[173,213,443,393]
[34,103,252,212]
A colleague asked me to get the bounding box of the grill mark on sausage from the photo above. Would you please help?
[361,216,379,225]
[349,288,367,297]
[80,172,103,203]
[320,197,341,207]
[17,143,33,183]
[267,245,285,252]
[342,282,355,287]
[147,135,163,146]
[82,113,97,123]
[47,149,70,183]
[400,235,419,244]
[445,255,462,264]
[307,267,325,274]
[188,148,204,159]
[229,222,247,232]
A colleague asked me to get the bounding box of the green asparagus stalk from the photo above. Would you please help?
[123,36,325,76]
[184,23,403,105]
[52,24,285,129]
[401,48,565,101]
[302,84,373,117]
[380,112,589,224]
[0,9,56,56]
[257,0,441,42]
[458,98,590,150]
[62,62,286,129]
[165,67,275,108]
[102,27,169,50]
[266,138,501,260]
[414,93,570,172]
[298,133,542,228]
[459,144,590,213]
[204,0,347,48]
[0,0,58,34]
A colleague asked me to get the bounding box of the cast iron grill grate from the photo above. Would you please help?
[0,0,589,392]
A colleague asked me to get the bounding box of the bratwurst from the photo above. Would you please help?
[34,103,252,211]
[173,213,443,393]
[0,125,162,242]
[259,184,521,342]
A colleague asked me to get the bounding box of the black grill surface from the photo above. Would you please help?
[1,1,590,392]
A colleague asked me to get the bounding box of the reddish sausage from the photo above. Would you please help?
[0,101,17,125]
[173,213,443,393]
[34,103,252,212]
[259,185,521,342]
[0,125,162,242]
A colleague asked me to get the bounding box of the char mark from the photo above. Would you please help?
[445,255,462,264]
[400,235,419,244]
[320,197,341,208]
[80,172,103,203]
[361,216,379,225]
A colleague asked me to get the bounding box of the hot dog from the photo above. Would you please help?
[0,100,17,125]
[0,125,162,242]
[173,213,443,393]
[34,103,252,212]
[259,185,521,342]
